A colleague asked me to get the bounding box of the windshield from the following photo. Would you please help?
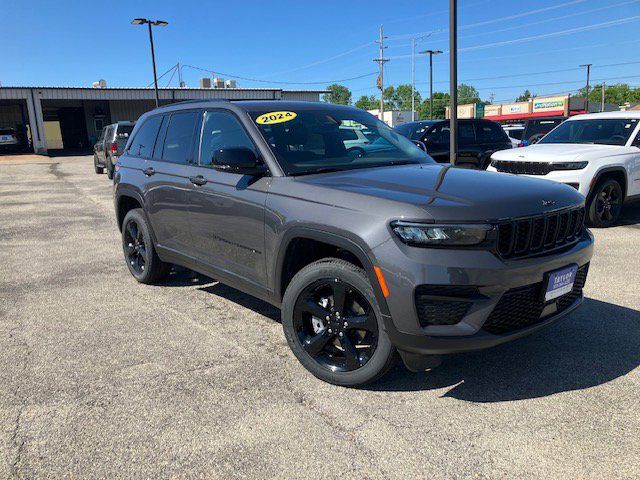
[248,107,433,175]
[539,118,639,146]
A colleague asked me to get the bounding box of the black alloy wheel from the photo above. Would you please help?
[292,278,379,372]
[588,179,623,227]
[124,219,147,275]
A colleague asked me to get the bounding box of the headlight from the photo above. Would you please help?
[551,161,588,171]
[391,222,492,246]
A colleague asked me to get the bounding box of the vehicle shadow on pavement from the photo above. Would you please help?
[370,298,640,401]
[619,201,640,226]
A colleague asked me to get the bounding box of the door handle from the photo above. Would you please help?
[143,167,155,176]
[189,175,207,186]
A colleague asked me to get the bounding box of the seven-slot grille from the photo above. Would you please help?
[497,206,585,259]
[492,160,553,175]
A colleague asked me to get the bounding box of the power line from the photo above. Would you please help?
[386,0,588,40]
[181,64,377,85]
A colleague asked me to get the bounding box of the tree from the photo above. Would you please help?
[457,83,481,104]
[578,83,640,106]
[323,84,352,105]
[515,89,535,102]
[354,95,378,111]
[417,92,449,120]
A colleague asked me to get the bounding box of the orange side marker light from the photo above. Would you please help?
[373,266,390,298]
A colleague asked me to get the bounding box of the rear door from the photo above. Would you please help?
[455,120,481,168]
[421,122,449,163]
[133,112,197,254]
[186,109,269,286]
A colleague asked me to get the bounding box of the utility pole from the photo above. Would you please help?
[411,39,416,121]
[373,25,389,121]
[449,0,458,166]
[579,63,592,112]
[420,49,443,120]
[601,81,606,112]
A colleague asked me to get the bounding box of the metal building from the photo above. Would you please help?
[0,86,326,154]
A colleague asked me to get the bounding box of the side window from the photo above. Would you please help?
[424,123,450,144]
[458,123,476,145]
[97,128,105,143]
[129,115,163,158]
[199,111,257,167]
[633,130,640,147]
[477,122,508,142]
[161,112,198,164]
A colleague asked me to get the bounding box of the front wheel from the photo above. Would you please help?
[587,178,623,227]
[121,208,169,284]
[282,259,396,387]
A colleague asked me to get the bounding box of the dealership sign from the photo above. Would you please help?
[532,96,568,114]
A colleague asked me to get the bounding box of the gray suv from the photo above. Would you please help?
[114,100,594,386]
[94,121,135,179]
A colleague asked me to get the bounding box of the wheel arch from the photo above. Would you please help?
[589,166,628,202]
[274,227,390,316]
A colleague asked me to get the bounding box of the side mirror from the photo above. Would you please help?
[412,140,427,152]
[213,147,265,175]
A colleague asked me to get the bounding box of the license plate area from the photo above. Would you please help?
[543,264,578,302]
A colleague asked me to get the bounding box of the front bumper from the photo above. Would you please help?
[372,230,594,356]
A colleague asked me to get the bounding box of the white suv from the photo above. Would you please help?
[488,111,640,227]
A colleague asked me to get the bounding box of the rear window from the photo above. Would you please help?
[129,116,163,158]
[116,125,134,139]
[524,119,564,143]
[504,127,524,140]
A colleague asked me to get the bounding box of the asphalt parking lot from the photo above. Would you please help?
[1,155,639,479]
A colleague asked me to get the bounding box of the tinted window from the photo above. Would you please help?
[161,112,198,163]
[539,118,639,146]
[505,128,524,140]
[477,122,509,142]
[459,123,476,145]
[129,115,163,158]
[524,119,563,143]
[199,111,256,166]
[396,121,437,140]
[424,123,450,143]
[116,125,134,139]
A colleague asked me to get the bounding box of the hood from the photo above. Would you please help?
[491,143,629,162]
[296,164,584,222]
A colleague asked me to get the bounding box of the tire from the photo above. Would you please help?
[121,208,169,284]
[586,178,623,228]
[106,161,114,180]
[282,258,396,387]
[94,154,104,174]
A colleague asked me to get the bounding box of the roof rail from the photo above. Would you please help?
[163,99,230,107]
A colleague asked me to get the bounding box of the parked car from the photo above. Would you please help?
[93,121,135,179]
[114,100,593,386]
[520,117,565,146]
[0,127,22,153]
[502,124,525,147]
[395,119,512,168]
[489,111,640,227]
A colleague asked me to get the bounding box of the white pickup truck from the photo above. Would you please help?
[488,111,640,227]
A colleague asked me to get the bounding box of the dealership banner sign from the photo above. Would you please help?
[532,96,568,114]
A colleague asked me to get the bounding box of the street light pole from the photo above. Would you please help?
[132,18,169,108]
[579,63,592,113]
[449,0,458,166]
[420,49,443,120]
[411,39,415,121]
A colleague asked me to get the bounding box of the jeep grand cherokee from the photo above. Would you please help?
[113,100,593,386]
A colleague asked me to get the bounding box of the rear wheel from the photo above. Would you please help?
[94,154,104,174]
[282,259,395,387]
[587,178,623,227]
[121,208,169,284]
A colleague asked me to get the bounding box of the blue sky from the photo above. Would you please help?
[2,0,640,103]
